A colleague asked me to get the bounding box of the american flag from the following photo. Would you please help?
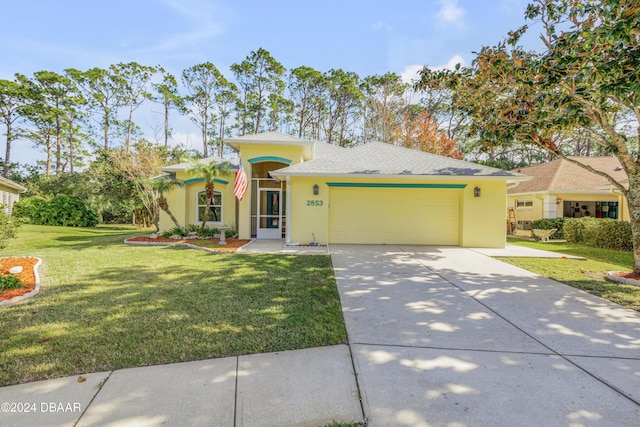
[233,159,248,201]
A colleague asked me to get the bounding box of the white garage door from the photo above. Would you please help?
[329,187,461,245]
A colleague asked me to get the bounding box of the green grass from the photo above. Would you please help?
[503,238,640,312]
[0,225,346,386]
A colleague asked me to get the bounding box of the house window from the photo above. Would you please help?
[197,190,222,223]
[515,199,533,209]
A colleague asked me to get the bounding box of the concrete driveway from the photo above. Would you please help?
[331,245,640,427]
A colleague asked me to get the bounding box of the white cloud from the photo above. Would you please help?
[435,0,465,27]
[372,21,393,32]
[400,64,424,85]
[435,54,468,70]
[145,0,227,62]
[400,55,468,84]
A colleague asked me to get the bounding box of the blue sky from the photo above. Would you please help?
[2,0,536,165]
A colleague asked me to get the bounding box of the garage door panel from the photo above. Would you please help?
[329,188,460,245]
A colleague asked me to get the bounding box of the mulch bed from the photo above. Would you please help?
[0,257,40,302]
[609,271,640,281]
[125,236,251,252]
[605,270,640,288]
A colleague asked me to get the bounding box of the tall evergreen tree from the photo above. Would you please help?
[231,48,286,135]
[0,78,26,177]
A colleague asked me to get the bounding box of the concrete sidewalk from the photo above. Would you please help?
[0,345,362,427]
[331,244,640,426]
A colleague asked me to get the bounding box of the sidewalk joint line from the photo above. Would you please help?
[346,341,369,426]
[75,370,114,425]
[233,356,239,427]
[402,247,640,408]
[349,341,556,357]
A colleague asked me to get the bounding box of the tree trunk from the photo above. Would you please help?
[164,102,169,148]
[158,196,182,231]
[162,206,182,231]
[46,135,52,176]
[125,106,134,154]
[200,182,215,232]
[3,122,11,178]
[104,113,110,150]
[202,108,209,158]
[55,104,62,175]
[68,124,74,174]
[627,172,640,275]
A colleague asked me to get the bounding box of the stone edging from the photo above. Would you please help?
[0,257,43,307]
[605,271,640,287]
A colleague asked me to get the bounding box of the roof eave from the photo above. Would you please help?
[0,177,27,193]
[508,189,618,196]
[270,172,531,181]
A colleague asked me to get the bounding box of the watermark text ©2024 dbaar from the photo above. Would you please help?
[1,401,82,413]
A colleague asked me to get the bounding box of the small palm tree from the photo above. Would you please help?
[187,159,231,233]
[149,176,185,232]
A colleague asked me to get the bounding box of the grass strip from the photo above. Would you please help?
[502,238,640,312]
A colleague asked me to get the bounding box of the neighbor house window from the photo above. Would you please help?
[197,190,222,223]
[515,199,533,209]
[1,192,11,215]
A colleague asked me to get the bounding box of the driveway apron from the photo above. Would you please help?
[331,244,640,427]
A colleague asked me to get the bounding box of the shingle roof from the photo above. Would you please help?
[508,156,626,194]
[225,131,313,145]
[271,141,526,179]
[313,141,346,158]
[160,157,239,173]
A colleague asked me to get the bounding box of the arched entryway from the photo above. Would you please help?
[249,159,289,238]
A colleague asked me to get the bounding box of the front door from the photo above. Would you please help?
[257,189,282,238]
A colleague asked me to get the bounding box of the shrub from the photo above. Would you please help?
[0,274,23,291]
[186,224,200,234]
[14,195,99,227]
[224,225,237,238]
[197,226,218,238]
[531,218,566,240]
[563,217,632,251]
[0,209,22,249]
[161,226,187,238]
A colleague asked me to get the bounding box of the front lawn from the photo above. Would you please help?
[0,225,346,386]
[503,238,640,312]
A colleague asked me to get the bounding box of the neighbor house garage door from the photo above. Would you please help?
[329,187,461,245]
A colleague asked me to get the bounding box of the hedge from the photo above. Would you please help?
[563,217,632,251]
[14,195,99,227]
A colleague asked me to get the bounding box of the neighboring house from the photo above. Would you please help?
[0,176,26,215]
[160,131,528,248]
[507,156,629,230]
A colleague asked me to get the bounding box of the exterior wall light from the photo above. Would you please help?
[313,184,319,195]
[474,187,481,197]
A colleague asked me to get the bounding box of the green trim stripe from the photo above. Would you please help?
[326,182,467,189]
[184,178,229,185]
[247,156,292,164]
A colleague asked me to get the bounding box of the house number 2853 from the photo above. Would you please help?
[306,200,323,206]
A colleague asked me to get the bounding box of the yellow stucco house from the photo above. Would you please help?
[507,156,629,230]
[0,176,26,215]
[160,131,528,248]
